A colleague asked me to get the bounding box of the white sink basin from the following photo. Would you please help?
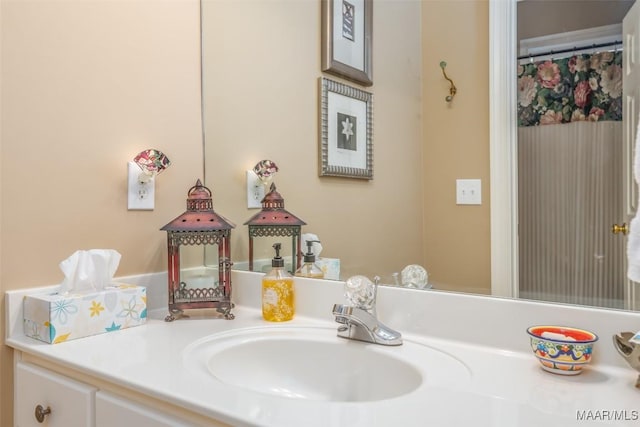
[182,326,470,402]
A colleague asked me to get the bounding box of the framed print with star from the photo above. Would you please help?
[319,77,372,179]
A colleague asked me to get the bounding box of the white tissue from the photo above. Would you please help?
[541,331,576,342]
[59,249,122,294]
[301,233,323,257]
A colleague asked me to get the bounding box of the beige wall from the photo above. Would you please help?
[422,1,491,294]
[0,0,203,424]
[201,0,425,280]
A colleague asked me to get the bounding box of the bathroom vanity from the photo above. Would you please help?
[6,272,640,426]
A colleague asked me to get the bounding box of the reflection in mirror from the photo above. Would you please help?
[201,0,428,285]
[200,0,639,311]
[516,0,634,310]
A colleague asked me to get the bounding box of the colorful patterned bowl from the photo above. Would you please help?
[527,325,598,375]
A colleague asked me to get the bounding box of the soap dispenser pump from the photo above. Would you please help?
[295,240,324,279]
[262,243,295,321]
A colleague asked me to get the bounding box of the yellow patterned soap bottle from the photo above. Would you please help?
[262,243,295,322]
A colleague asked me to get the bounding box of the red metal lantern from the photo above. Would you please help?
[244,183,306,273]
[161,180,235,321]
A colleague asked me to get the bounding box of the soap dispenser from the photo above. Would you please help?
[295,240,324,279]
[262,243,295,321]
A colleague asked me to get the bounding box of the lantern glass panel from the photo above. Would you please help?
[250,236,296,273]
[204,246,220,271]
[178,245,220,296]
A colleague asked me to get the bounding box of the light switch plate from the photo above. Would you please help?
[456,179,481,205]
[128,161,155,210]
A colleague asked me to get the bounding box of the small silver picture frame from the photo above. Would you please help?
[321,0,373,87]
[319,78,373,180]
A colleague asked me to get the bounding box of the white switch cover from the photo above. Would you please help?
[127,162,155,210]
[247,170,265,209]
[456,179,481,205]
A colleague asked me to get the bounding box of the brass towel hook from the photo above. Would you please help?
[439,61,457,102]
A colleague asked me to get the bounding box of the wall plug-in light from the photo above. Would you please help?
[128,149,171,211]
[252,159,279,186]
[247,160,279,209]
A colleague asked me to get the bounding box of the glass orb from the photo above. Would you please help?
[401,265,430,289]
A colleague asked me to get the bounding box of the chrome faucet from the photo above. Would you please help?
[332,275,402,346]
[613,332,640,388]
[332,304,402,345]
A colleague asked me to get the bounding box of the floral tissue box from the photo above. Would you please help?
[316,257,340,280]
[23,283,146,344]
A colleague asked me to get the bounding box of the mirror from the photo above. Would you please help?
[201,0,430,286]
[201,0,638,310]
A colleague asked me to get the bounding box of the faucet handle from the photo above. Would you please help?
[344,275,377,313]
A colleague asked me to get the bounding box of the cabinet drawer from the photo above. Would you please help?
[15,362,96,427]
[96,391,198,427]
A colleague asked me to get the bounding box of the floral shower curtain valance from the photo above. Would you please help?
[517,51,622,127]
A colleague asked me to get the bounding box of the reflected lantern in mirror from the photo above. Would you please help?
[160,179,235,321]
[244,183,306,273]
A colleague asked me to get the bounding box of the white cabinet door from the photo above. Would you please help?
[15,362,96,427]
[96,391,198,427]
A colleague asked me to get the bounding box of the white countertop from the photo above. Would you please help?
[6,271,640,426]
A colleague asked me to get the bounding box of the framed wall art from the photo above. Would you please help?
[319,77,373,180]
[321,0,373,87]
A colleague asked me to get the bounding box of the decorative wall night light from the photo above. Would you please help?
[128,149,171,210]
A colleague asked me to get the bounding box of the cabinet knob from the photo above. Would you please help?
[34,404,51,423]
